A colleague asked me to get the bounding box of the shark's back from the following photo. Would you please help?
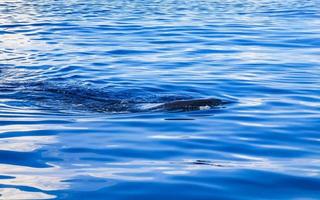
[149,98,226,112]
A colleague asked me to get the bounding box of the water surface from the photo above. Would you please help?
[0,0,320,199]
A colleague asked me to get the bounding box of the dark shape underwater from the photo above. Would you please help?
[0,80,228,114]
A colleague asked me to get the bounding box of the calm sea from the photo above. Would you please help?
[0,0,320,199]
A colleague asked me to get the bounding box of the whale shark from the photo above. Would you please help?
[0,79,228,114]
[0,80,229,113]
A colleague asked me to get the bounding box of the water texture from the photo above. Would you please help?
[0,0,320,199]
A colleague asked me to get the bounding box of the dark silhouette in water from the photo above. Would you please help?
[0,80,228,113]
[150,98,225,112]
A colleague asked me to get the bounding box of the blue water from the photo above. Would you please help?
[1,0,320,199]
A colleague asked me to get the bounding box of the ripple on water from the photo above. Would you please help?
[1,0,320,199]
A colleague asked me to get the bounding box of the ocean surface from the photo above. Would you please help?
[1,0,320,199]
